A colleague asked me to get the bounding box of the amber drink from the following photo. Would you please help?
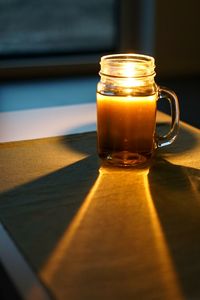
[96,54,179,166]
[97,93,157,165]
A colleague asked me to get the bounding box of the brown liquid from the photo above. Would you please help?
[97,93,157,166]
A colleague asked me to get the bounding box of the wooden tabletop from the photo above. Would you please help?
[0,112,200,300]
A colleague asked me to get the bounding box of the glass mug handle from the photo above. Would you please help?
[156,86,180,148]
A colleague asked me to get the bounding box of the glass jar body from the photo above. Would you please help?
[96,53,180,166]
[97,71,158,166]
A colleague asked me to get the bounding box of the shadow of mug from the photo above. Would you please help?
[148,158,200,299]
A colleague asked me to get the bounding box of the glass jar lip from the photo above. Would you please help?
[100,53,155,78]
[101,53,155,64]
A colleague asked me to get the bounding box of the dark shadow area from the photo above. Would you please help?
[148,158,200,299]
[0,263,21,300]
[0,133,99,273]
[60,131,97,155]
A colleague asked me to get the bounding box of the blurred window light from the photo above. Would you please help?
[0,0,116,56]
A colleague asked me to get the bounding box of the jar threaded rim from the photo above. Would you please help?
[100,53,155,78]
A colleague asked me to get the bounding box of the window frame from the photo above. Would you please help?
[0,0,155,80]
[0,0,120,80]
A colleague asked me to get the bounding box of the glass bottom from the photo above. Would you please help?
[99,151,152,167]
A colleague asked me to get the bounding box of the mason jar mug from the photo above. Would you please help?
[96,54,179,166]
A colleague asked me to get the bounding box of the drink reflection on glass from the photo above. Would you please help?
[96,54,179,167]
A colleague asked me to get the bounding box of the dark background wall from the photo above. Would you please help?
[155,0,200,128]
[155,0,200,77]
